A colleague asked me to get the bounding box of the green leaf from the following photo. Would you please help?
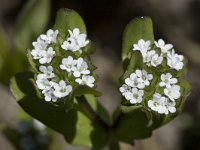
[10,71,108,149]
[65,106,109,150]
[121,51,143,82]
[64,92,75,112]
[114,107,152,144]
[74,85,102,97]
[53,8,86,38]
[179,78,191,97]
[14,0,50,52]
[122,17,154,62]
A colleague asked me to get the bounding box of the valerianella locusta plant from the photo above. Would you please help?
[10,9,191,150]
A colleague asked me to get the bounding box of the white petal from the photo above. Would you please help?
[168,106,176,113]
[66,85,72,93]
[73,71,81,77]
[75,78,82,84]
[59,80,66,87]
[132,88,138,93]
[39,66,47,73]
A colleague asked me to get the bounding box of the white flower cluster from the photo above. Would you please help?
[133,39,184,70]
[31,28,95,102]
[148,73,181,114]
[61,28,89,53]
[31,29,58,64]
[119,69,153,104]
[36,65,72,102]
[60,56,95,88]
[120,39,184,115]
[148,93,176,115]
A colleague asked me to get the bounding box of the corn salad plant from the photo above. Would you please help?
[10,8,191,150]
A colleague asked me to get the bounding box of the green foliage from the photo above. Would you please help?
[10,71,108,149]
[74,86,102,97]
[53,8,86,38]
[114,107,152,144]
[121,51,143,82]
[10,8,191,150]
[122,17,154,63]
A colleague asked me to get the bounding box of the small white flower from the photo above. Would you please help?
[39,47,55,64]
[148,94,159,112]
[69,28,89,46]
[155,39,173,54]
[72,58,90,77]
[31,49,46,60]
[136,69,153,86]
[61,28,89,52]
[61,38,79,52]
[75,75,95,87]
[133,39,151,54]
[40,29,59,44]
[36,75,54,90]
[53,80,72,98]
[119,84,131,96]
[159,73,177,88]
[39,65,55,78]
[142,50,163,67]
[167,49,184,70]
[150,54,163,67]
[42,88,58,102]
[125,73,145,89]
[165,100,176,114]
[32,37,48,51]
[60,56,77,72]
[143,50,156,64]
[126,88,144,104]
[148,93,176,114]
[148,93,167,114]
[164,85,181,101]
[31,38,48,59]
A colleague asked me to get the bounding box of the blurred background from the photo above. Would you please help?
[0,0,200,150]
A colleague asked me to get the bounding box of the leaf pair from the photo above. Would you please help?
[10,8,191,149]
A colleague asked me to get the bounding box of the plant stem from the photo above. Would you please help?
[108,130,120,150]
[77,96,108,127]
[109,139,120,150]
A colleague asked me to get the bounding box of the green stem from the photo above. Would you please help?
[78,96,121,150]
[77,96,107,127]
[108,130,120,150]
